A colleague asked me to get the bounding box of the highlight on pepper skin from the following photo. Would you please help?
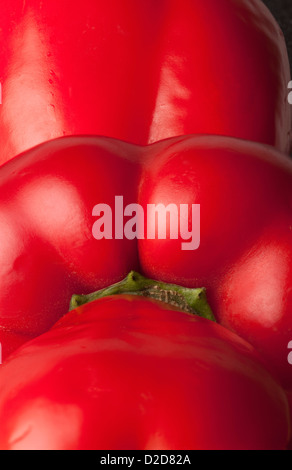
[0,293,290,450]
[0,0,291,166]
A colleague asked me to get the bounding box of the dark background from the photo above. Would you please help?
[263,0,292,70]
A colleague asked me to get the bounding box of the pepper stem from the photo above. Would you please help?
[69,271,216,322]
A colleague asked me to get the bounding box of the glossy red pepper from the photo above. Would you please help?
[0,134,292,395]
[0,275,289,450]
[0,0,291,167]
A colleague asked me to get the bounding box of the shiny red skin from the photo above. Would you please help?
[0,134,292,392]
[139,135,292,389]
[0,295,289,450]
[0,0,291,166]
[0,136,140,344]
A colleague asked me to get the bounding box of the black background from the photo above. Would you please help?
[263,0,292,70]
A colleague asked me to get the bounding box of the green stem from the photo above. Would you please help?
[69,271,216,322]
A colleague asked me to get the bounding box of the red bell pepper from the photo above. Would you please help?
[0,272,289,450]
[0,0,291,166]
[0,133,292,395]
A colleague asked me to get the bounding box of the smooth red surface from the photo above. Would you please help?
[0,295,289,450]
[0,0,291,165]
[0,136,140,340]
[139,135,292,390]
[0,134,292,392]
